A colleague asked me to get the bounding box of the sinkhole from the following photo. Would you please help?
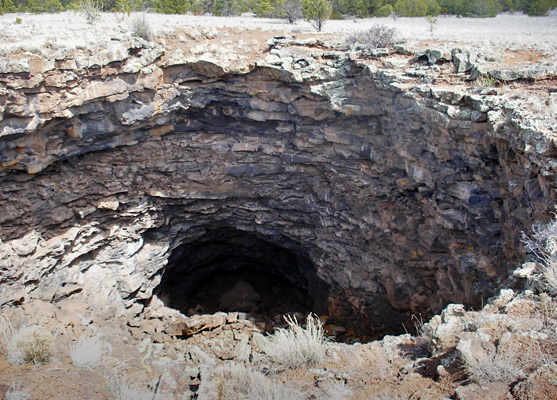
[154,227,331,329]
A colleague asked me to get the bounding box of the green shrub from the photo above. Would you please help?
[394,0,428,16]
[500,0,514,11]
[1,0,16,13]
[330,7,343,19]
[303,0,331,31]
[374,3,393,16]
[253,0,275,16]
[156,0,189,14]
[26,0,63,13]
[189,0,204,14]
[393,0,440,17]
[424,0,441,15]
[463,0,501,17]
[528,0,551,15]
[337,0,368,17]
[477,74,499,87]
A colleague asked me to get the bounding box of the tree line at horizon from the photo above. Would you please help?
[1,0,556,20]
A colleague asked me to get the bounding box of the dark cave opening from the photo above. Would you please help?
[154,227,331,325]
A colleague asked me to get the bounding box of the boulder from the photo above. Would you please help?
[219,281,261,313]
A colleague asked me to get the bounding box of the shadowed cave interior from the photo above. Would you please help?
[155,228,332,330]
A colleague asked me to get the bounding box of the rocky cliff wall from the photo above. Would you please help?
[0,33,555,336]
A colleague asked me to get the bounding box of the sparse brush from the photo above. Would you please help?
[412,314,433,356]
[13,325,54,364]
[522,217,557,295]
[0,316,53,365]
[476,74,499,87]
[282,0,303,24]
[130,13,153,41]
[262,313,328,369]
[544,261,557,294]
[345,25,397,49]
[105,371,158,400]
[317,380,352,400]
[4,379,30,400]
[465,350,526,384]
[70,333,112,370]
[373,395,411,400]
[198,362,302,400]
[426,15,437,33]
[538,293,557,342]
[0,314,21,364]
[79,0,102,25]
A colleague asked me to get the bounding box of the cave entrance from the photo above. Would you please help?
[154,227,330,325]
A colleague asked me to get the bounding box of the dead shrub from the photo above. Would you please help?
[345,24,397,49]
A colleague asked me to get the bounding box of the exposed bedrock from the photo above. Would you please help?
[0,38,555,337]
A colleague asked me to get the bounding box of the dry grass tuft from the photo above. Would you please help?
[317,380,352,400]
[105,370,159,400]
[262,314,329,370]
[198,362,303,400]
[4,379,30,400]
[0,316,53,365]
[70,332,112,370]
[465,350,526,385]
[0,314,21,364]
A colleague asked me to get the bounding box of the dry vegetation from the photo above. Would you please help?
[261,314,328,370]
[197,363,303,400]
[0,317,54,365]
[70,332,112,370]
[522,217,557,295]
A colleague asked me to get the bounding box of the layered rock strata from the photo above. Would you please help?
[0,33,555,337]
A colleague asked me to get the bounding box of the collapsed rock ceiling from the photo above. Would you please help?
[0,37,554,338]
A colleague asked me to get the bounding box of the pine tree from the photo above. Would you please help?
[424,0,440,14]
[26,0,63,12]
[1,0,17,13]
[528,0,551,14]
[156,0,189,13]
[463,0,501,17]
[337,0,367,16]
[393,0,428,16]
